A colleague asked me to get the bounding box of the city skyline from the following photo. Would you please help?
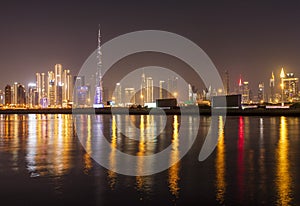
[1,1,300,92]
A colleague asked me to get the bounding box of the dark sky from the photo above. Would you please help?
[1,0,300,94]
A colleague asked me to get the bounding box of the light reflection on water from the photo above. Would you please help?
[0,114,299,205]
[215,116,225,204]
[276,116,292,206]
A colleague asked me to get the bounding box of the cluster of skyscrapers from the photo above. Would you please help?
[0,64,73,108]
[235,68,299,104]
[111,71,179,107]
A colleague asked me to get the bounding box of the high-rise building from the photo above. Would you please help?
[36,73,41,102]
[48,71,55,106]
[11,82,26,107]
[269,72,275,103]
[114,83,122,105]
[124,88,135,105]
[167,76,178,98]
[281,69,299,102]
[4,85,11,106]
[36,72,47,106]
[258,82,265,103]
[238,76,243,94]
[62,69,72,106]
[0,90,4,105]
[188,84,193,102]
[159,80,167,99]
[146,77,153,103]
[17,84,26,105]
[140,70,146,105]
[224,70,230,95]
[242,81,250,104]
[55,64,63,106]
[73,76,86,106]
[41,73,46,99]
[27,83,37,108]
[93,25,104,108]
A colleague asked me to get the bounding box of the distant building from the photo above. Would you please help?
[4,85,11,106]
[36,72,47,107]
[114,82,122,106]
[269,72,275,103]
[282,70,299,102]
[62,69,72,106]
[48,71,55,107]
[17,84,26,105]
[167,76,178,98]
[140,71,146,105]
[146,77,153,103]
[0,90,4,105]
[258,82,265,103]
[159,80,167,99]
[55,64,63,106]
[27,83,37,108]
[242,81,250,104]
[124,88,135,105]
[224,70,230,95]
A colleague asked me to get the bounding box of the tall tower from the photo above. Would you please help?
[146,77,153,103]
[224,70,229,95]
[140,70,146,105]
[55,64,63,106]
[62,69,72,106]
[93,25,104,108]
[269,71,275,103]
[159,80,166,99]
[258,82,265,103]
[48,71,55,106]
[4,85,11,106]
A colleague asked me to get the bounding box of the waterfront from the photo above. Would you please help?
[0,114,300,205]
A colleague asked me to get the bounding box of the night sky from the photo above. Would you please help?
[1,0,300,94]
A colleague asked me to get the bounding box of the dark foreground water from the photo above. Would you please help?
[0,114,300,205]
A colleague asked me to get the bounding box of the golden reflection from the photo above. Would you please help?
[136,115,145,190]
[276,116,292,205]
[84,115,93,174]
[26,114,73,177]
[168,115,180,197]
[215,116,226,204]
[108,115,117,189]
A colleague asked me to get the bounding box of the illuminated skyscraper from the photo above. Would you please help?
[62,69,72,106]
[0,90,3,105]
[159,80,167,99]
[167,76,178,98]
[240,81,250,104]
[4,85,11,106]
[146,77,153,103]
[27,83,37,108]
[11,82,25,107]
[48,71,55,106]
[93,25,104,108]
[224,70,230,95]
[55,64,63,106]
[258,82,265,103]
[36,72,46,106]
[281,69,299,102]
[140,70,146,105]
[124,88,135,105]
[238,75,243,94]
[114,83,122,105]
[269,72,275,103]
[41,73,46,99]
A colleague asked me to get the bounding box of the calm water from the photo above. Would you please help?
[0,114,300,205]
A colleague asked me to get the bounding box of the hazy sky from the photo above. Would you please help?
[1,0,300,94]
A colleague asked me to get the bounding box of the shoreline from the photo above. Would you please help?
[0,107,300,116]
